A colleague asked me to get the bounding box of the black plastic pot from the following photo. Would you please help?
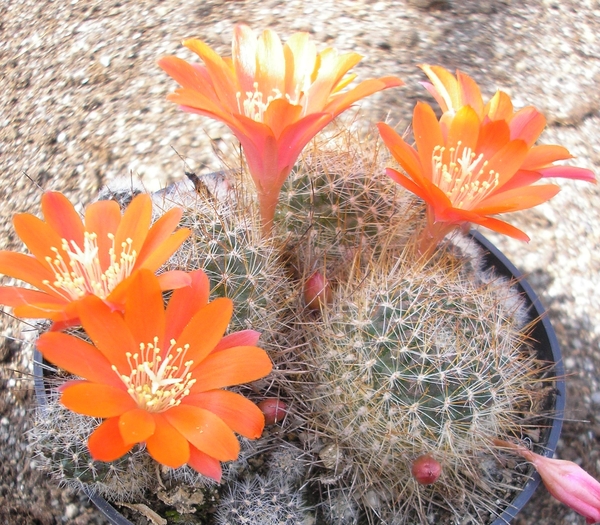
[33,231,565,525]
[471,231,565,525]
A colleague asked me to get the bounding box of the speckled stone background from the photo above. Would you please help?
[1,0,599,523]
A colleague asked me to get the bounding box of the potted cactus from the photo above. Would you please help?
[2,24,598,525]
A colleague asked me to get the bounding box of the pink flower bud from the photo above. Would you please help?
[411,454,442,485]
[303,271,333,310]
[494,439,600,524]
[258,398,287,425]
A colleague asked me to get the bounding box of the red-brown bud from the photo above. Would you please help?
[258,398,287,425]
[303,271,333,310]
[411,454,442,485]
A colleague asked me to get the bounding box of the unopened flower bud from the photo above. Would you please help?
[303,271,333,310]
[495,439,600,524]
[258,398,287,425]
[411,454,442,485]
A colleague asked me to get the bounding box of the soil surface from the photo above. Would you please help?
[1,0,600,524]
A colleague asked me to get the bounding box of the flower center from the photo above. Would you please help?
[43,232,137,300]
[431,142,499,210]
[113,337,196,413]
[236,82,303,122]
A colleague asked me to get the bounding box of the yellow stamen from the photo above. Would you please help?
[113,337,196,413]
[236,82,304,122]
[431,142,499,209]
[42,232,137,300]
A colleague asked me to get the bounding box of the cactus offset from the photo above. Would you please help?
[157,176,293,341]
[30,392,154,501]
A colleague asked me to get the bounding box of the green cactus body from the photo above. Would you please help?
[30,392,154,501]
[276,136,417,272]
[293,244,546,523]
[158,177,292,338]
[266,132,550,524]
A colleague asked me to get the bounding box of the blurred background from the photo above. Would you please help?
[1,0,599,523]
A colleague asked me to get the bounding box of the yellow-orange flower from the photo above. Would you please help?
[37,269,272,482]
[0,191,191,329]
[158,24,403,233]
[378,66,595,253]
[420,65,596,187]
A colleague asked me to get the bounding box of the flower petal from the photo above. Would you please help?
[509,106,546,146]
[385,168,432,204]
[167,88,244,131]
[157,56,214,92]
[276,113,332,173]
[476,184,560,215]
[413,102,445,181]
[189,346,272,393]
[84,199,122,271]
[76,294,138,374]
[263,98,303,139]
[183,38,239,109]
[306,48,362,112]
[36,331,123,388]
[456,69,484,116]
[166,404,239,461]
[476,119,511,160]
[256,28,286,96]
[485,139,530,190]
[41,192,85,247]
[420,64,460,113]
[177,298,234,368]
[470,215,530,241]
[113,193,153,260]
[188,446,222,482]
[212,330,261,353]
[119,408,156,445]
[0,251,54,291]
[521,144,573,169]
[232,24,257,94]
[323,76,404,117]
[12,213,66,268]
[183,390,265,439]
[165,269,210,343]
[447,105,480,154]
[13,300,71,320]
[123,270,165,350]
[146,413,190,468]
[156,270,193,291]
[377,122,424,184]
[136,206,190,270]
[485,91,514,121]
[498,169,543,192]
[88,418,133,462]
[61,382,136,418]
[537,165,596,182]
[283,31,317,97]
[0,286,64,310]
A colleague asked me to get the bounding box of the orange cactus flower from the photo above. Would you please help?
[158,24,403,234]
[36,269,272,482]
[377,67,595,254]
[0,191,191,329]
[420,64,596,187]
